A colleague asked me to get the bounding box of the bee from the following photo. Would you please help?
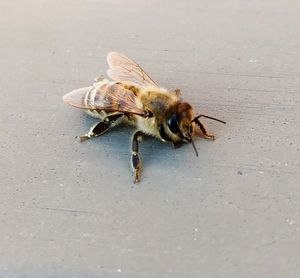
[63,52,226,183]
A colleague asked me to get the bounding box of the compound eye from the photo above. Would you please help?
[167,113,180,134]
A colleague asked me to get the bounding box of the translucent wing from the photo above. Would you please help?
[63,86,92,109]
[63,81,145,116]
[107,52,159,87]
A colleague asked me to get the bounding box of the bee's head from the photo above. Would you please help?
[166,102,195,142]
[164,102,226,157]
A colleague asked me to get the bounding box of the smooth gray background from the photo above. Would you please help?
[1,0,299,277]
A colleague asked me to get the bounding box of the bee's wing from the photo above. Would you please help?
[63,87,93,109]
[63,82,145,116]
[107,52,159,87]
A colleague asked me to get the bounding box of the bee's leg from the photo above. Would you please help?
[131,131,144,183]
[79,114,124,142]
[172,141,183,149]
[195,119,215,140]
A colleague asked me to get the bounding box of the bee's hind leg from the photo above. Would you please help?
[78,114,124,142]
[194,119,215,140]
[131,131,144,183]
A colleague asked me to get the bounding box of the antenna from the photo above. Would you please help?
[191,114,226,125]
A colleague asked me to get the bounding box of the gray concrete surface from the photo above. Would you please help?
[1,0,300,277]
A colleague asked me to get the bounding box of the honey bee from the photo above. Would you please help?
[63,52,226,183]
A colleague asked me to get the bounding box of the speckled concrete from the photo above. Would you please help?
[1,0,299,277]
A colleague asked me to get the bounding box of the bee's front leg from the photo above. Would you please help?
[78,114,123,142]
[131,131,144,183]
[172,141,183,149]
[194,119,215,140]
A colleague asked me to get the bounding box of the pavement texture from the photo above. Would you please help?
[1,0,299,277]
